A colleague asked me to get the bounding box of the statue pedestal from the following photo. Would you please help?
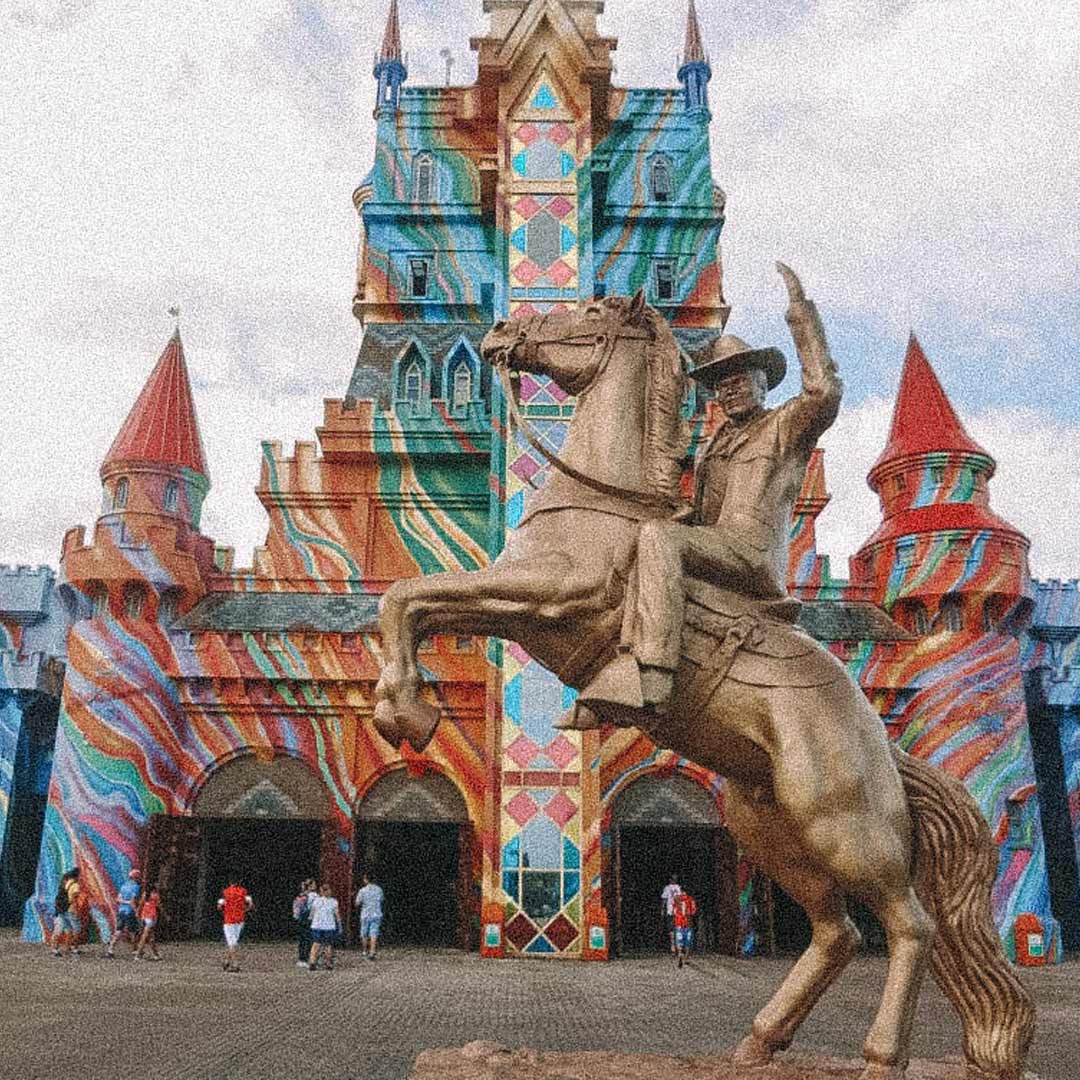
[410,1043,1039,1080]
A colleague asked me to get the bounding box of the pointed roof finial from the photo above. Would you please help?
[102,330,209,480]
[380,0,402,63]
[869,335,990,481]
[168,304,181,333]
[683,0,706,65]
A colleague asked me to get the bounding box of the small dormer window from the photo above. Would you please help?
[653,260,675,302]
[942,594,964,633]
[114,477,129,510]
[452,361,472,410]
[650,156,673,202]
[404,361,423,406]
[164,479,179,512]
[124,585,146,620]
[414,154,435,202]
[930,464,944,484]
[895,474,906,493]
[159,590,180,625]
[409,257,430,298]
[912,602,930,635]
[90,584,109,618]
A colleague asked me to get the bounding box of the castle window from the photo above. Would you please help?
[159,589,180,626]
[404,360,424,407]
[653,259,675,302]
[898,599,930,635]
[451,360,472,411]
[89,583,109,618]
[409,257,430,298]
[413,154,435,202]
[650,156,673,202]
[896,541,915,568]
[1005,798,1034,850]
[454,636,474,653]
[982,597,1001,633]
[123,585,146,620]
[941,594,964,633]
[894,474,906,493]
[163,479,179,512]
[114,477,129,510]
[930,464,945,484]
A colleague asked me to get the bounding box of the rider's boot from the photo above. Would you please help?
[566,653,675,728]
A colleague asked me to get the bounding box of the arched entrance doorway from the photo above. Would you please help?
[354,769,473,950]
[146,754,329,940]
[608,772,738,956]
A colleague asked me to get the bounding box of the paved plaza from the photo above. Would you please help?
[1,933,1075,1080]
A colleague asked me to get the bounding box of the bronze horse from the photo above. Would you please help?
[373,272,1033,1080]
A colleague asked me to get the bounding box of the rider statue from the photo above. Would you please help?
[573,267,843,726]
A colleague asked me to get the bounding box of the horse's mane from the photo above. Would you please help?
[608,296,687,503]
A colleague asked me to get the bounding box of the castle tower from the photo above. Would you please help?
[61,327,214,631]
[852,334,1031,633]
[373,0,407,118]
[677,0,711,115]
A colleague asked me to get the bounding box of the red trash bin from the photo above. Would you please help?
[1013,913,1046,966]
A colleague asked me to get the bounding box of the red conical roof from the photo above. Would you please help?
[380,0,402,63]
[683,0,706,64]
[102,330,209,480]
[869,335,990,480]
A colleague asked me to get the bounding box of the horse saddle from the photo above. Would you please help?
[680,577,844,690]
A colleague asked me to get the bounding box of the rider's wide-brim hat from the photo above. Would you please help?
[689,335,787,391]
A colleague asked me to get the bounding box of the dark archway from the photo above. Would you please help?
[146,754,330,941]
[608,773,738,956]
[354,769,474,950]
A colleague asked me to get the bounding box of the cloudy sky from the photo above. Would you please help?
[2,0,1078,581]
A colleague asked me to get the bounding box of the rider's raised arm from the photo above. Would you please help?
[776,262,843,448]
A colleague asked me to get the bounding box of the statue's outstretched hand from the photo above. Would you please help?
[776,261,806,304]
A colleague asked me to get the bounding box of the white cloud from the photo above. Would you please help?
[0,0,1077,583]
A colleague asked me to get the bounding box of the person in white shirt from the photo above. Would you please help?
[354,872,385,960]
[306,883,341,971]
[660,876,683,955]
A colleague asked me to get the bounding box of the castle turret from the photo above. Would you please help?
[852,335,1030,633]
[677,0,711,115]
[61,327,215,623]
[373,0,407,118]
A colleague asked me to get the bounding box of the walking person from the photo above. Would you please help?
[292,878,317,968]
[217,876,253,973]
[660,875,682,955]
[136,882,163,960]
[672,889,697,969]
[307,883,341,972]
[354,872,384,960]
[50,868,81,958]
[106,869,142,958]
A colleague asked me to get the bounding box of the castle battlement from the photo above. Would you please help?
[1032,579,1080,629]
[0,649,65,695]
[0,565,56,624]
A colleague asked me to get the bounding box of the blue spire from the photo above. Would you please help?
[374,0,407,118]
[677,0,711,116]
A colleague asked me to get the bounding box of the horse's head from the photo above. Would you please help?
[480,289,653,396]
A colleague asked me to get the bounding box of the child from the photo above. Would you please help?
[307,883,341,972]
[107,869,142,958]
[672,889,697,969]
[217,876,253,973]
[136,883,163,961]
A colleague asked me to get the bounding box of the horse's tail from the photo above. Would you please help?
[893,745,1035,1079]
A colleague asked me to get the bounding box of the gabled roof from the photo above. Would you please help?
[102,330,209,480]
[683,0,706,64]
[870,335,990,480]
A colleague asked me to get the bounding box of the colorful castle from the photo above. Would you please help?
[3,0,1078,963]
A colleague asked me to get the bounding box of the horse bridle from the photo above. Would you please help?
[490,315,679,513]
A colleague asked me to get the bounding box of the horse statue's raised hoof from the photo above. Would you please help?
[373,700,405,750]
[731,1033,774,1069]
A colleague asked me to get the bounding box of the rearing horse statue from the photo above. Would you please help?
[374,272,1034,1080]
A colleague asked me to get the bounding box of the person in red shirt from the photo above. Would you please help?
[136,883,163,961]
[216,877,253,973]
[672,890,697,969]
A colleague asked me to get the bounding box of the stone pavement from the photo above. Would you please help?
[0,933,1075,1080]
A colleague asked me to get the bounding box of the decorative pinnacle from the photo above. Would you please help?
[683,0,706,65]
[380,0,402,63]
[168,305,181,332]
